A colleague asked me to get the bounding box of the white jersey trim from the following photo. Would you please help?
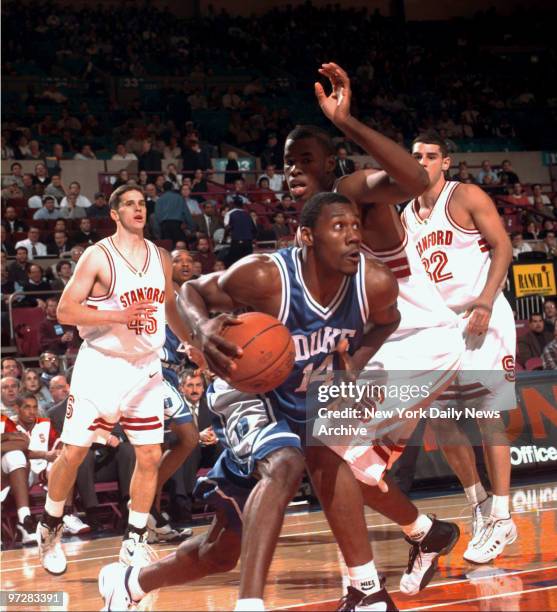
[269,252,290,325]
[444,181,481,235]
[356,253,369,325]
[88,242,116,302]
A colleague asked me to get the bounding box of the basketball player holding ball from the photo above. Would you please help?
[99,192,403,611]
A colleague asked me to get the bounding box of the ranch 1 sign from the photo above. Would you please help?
[512,262,556,298]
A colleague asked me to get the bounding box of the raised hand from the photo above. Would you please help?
[315,62,352,126]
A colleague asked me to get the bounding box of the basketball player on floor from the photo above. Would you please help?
[100,192,402,611]
[148,249,198,543]
[405,134,517,563]
[36,185,199,575]
[283,62,462,596]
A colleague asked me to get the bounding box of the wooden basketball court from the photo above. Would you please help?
[2,481,556,611]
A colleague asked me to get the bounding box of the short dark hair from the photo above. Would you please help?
[285,125,335,156]
[109,184,145,210]
[412,133,449,158]
[56,260,71,272]
[10,162,21,170]
[15,392,38,407]
[300,192,353,229]
[529,312,543,322]
[163,181,174,192]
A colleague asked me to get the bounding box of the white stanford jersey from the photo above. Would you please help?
[362,231,458,340]
[15,418,58,474]
[78,237,166,358]
[403,180,493,311]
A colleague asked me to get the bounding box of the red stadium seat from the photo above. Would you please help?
[12,307,46,357]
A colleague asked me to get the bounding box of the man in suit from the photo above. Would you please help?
[2,206,28,237]
[195,201,223,241]
[518,312,553,367]
[334,145,356,177]
[167,369,220,522]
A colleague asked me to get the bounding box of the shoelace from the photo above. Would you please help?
[406,540,424,573]
[473,517,497,548]
[336,587,364,612]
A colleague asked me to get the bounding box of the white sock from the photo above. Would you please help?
[45,495,65,518]
[128,509,149,530]
[347,560,380,594]
[17,506,30,523]
[402,514,433,542]
[234,598,265,611]
[127,566,146,602]
[490,495,509,520]
[464,482,488,505]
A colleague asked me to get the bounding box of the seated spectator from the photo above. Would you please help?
[190,169,208,204]
[517,312,553,367]
[1,162,24,189]
[59,193,87,220]
[194,201,222,240]
[1,412,37,543]
[33,163,51,192]
[261,133,282,169]
[225,178,250,206]
[38,297,80,356]
[164,163,182,190]
[138,139,162,173]
[1,376,19,418]
[21,368,52,415]
[33,195,61,221]
[2,206,28,237]
[154,174,165,194]
[256,177,278,204]
[15,227,47,259]
[73,218,99,246]
[7,247,29,286]
[21,263,52,306]
[21,173,39,201]
[276,194,297,216]
[43,174,66,203]
[522,220,541,240]
[528,184,551,206]
[505,183,531,207]
[38,352,63,388]
[51,260,73,291]
[452,161,476,183]
[511,232,532,259]
[193,237,216,274]
[163,137,182,160]
[478,160,498,184]
[156,181,195,245]
[543,299,557,333]
[60,181,92,209]
[1,226,14,256]
[271,212,291,241]
[532,195,554,216]
[112,143,137,161]
[47,230,73,257]
[542,321,557,370]
[26,140,44,161]
[86,192,111,219]
[538,231,557,258]
[191,260,203,277]
[335,146,356,177]
[258,165,284,193]
[539,219,556,239]
[213,260,226,272]
[113,169,130,189]
[1,358,23,380]
[180,184,203,216]
[498,159,520,185]
[73,144,97,160]
[250,211,273,241]
[438,128,458,153]
[69,245,85,271]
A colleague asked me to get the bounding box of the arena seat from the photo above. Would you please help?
[525,357,543,371]
[12,307,46,357]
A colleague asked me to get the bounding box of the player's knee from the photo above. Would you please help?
[60,444,89,469]
[1,450,28,473]
[198,534,241,574]
[261,447,305,491]
[134,444,162,469]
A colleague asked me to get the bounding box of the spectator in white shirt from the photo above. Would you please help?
[60,181,92,208]
[15,227,47,259]
[528,184,551,206]
[477,160,499,184]
[511,232,532,259]
[111,143,138,161]
[73,144,97,160]
[257,165,284,193]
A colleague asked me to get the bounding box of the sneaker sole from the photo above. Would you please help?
[41,560,67,576]
[98,566,112,611]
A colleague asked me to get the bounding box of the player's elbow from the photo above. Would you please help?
[56,299,73,325]
[411,166,430,196]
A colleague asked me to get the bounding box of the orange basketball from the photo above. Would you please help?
[220,312,295,394]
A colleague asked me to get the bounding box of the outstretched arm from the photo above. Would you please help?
[315,62,428,205]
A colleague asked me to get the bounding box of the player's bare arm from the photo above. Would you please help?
[451,184,513,335]
[315,62,429,205]
[57,245,154,327]
[182,255,282,377]
[352,260,400,371]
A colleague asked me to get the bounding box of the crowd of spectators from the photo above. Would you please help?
[1,353,221,546]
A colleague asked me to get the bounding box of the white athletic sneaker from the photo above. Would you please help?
[17,516,38,545]
[463,516,517,564]
[63,514,91,535]
[37,522,67,575]
[99,562,138,611]
[119,530,158,567]
[399,518,460,595]
[464,497,490,558]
